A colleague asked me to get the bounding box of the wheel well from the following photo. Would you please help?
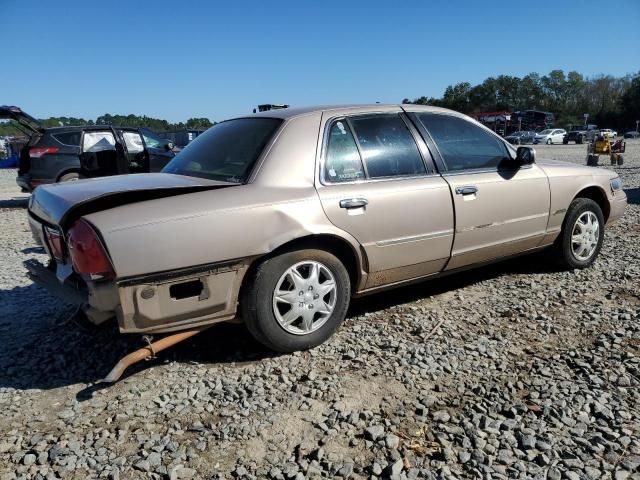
[244,235,363,294]
[575,186,610,221]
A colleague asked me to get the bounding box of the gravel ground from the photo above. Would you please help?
[0,142,639,480]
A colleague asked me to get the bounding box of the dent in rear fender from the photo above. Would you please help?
[86,186,366,282]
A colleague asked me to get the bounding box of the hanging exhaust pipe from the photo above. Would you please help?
[101,325,211,383]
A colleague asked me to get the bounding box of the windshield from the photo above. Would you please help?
[539,129,553,135]
[162,118,282,182]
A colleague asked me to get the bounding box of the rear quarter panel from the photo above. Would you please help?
[85,184,364,279]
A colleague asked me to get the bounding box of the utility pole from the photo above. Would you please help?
[636,120,639,132]
[584,113,589,126]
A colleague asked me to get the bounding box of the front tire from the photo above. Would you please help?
[554,198,604,269]
[546,138,552,145]
[241,249,351,352]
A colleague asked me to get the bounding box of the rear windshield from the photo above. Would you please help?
[162,118,282,182]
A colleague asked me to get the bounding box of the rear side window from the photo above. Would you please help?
[324,120,365,183]
[83,131,116,152]
[350,115,425,178]
[53,132,81,146]
[417,113,509,172]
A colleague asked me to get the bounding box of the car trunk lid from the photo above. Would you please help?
[29,173,238,229]
[0,105,44,135]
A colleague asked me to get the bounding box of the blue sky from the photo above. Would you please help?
[2,0,639,122]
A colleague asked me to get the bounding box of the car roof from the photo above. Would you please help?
[246,104,456,120]
[45,125,142,133]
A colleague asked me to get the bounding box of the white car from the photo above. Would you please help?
[600,129,617,139]
[534,129,567,145]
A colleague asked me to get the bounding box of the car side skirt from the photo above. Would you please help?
[352,239,557,298]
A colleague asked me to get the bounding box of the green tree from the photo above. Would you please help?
[619,73,640,131]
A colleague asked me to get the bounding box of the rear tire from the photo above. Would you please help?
[241,249,350,352]
[577,135,584,144]
[58,172,80,183]
[554,198,604,270]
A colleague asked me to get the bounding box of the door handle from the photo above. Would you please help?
[339,198,368,209]
[455,186,478,195]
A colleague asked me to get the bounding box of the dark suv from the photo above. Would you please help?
[1,106,175,192]
[563,124,598,145]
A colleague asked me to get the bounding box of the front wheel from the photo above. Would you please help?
[241,249,351,352]
[554,198,604,269]
[546,138,552,145]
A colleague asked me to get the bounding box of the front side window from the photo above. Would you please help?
[162,118,281,182]
[121,131,144,153]
[349,114,425,178]
[417,113,510,172]
[324,120,365,183]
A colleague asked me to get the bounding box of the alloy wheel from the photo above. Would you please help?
[571,211,599,261]
[272,261,337,335]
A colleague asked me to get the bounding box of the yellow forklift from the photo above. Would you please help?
[586,132,625,166]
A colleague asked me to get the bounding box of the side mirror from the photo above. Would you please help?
[165,142,175,151]
[516,146,536,165]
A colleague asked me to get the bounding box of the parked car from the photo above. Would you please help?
[599,129,617,139]
[25,105,627,359]
[0,106,175,192]
[623,131,640,139]
[504,130,536,145]
[534,129,567,145]
[563,125,599,144]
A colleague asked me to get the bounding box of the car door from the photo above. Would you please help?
[552,129,563,143]
[409,112,550,270]
[119,129,149,173]
[315,111,454,289]
[140,129,174,171]
[79,129,127,178]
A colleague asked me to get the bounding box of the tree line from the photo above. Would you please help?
[403,69,640,131]
[0,114,214,137]
[3,70,639,137]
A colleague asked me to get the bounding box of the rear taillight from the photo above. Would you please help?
[67,219,114,280]
[30,147,59,158]
[44,227,64,262]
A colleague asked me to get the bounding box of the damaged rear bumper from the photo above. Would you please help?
[24,259,88,305]
[25,257,248,334]
[116,261,248,333]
